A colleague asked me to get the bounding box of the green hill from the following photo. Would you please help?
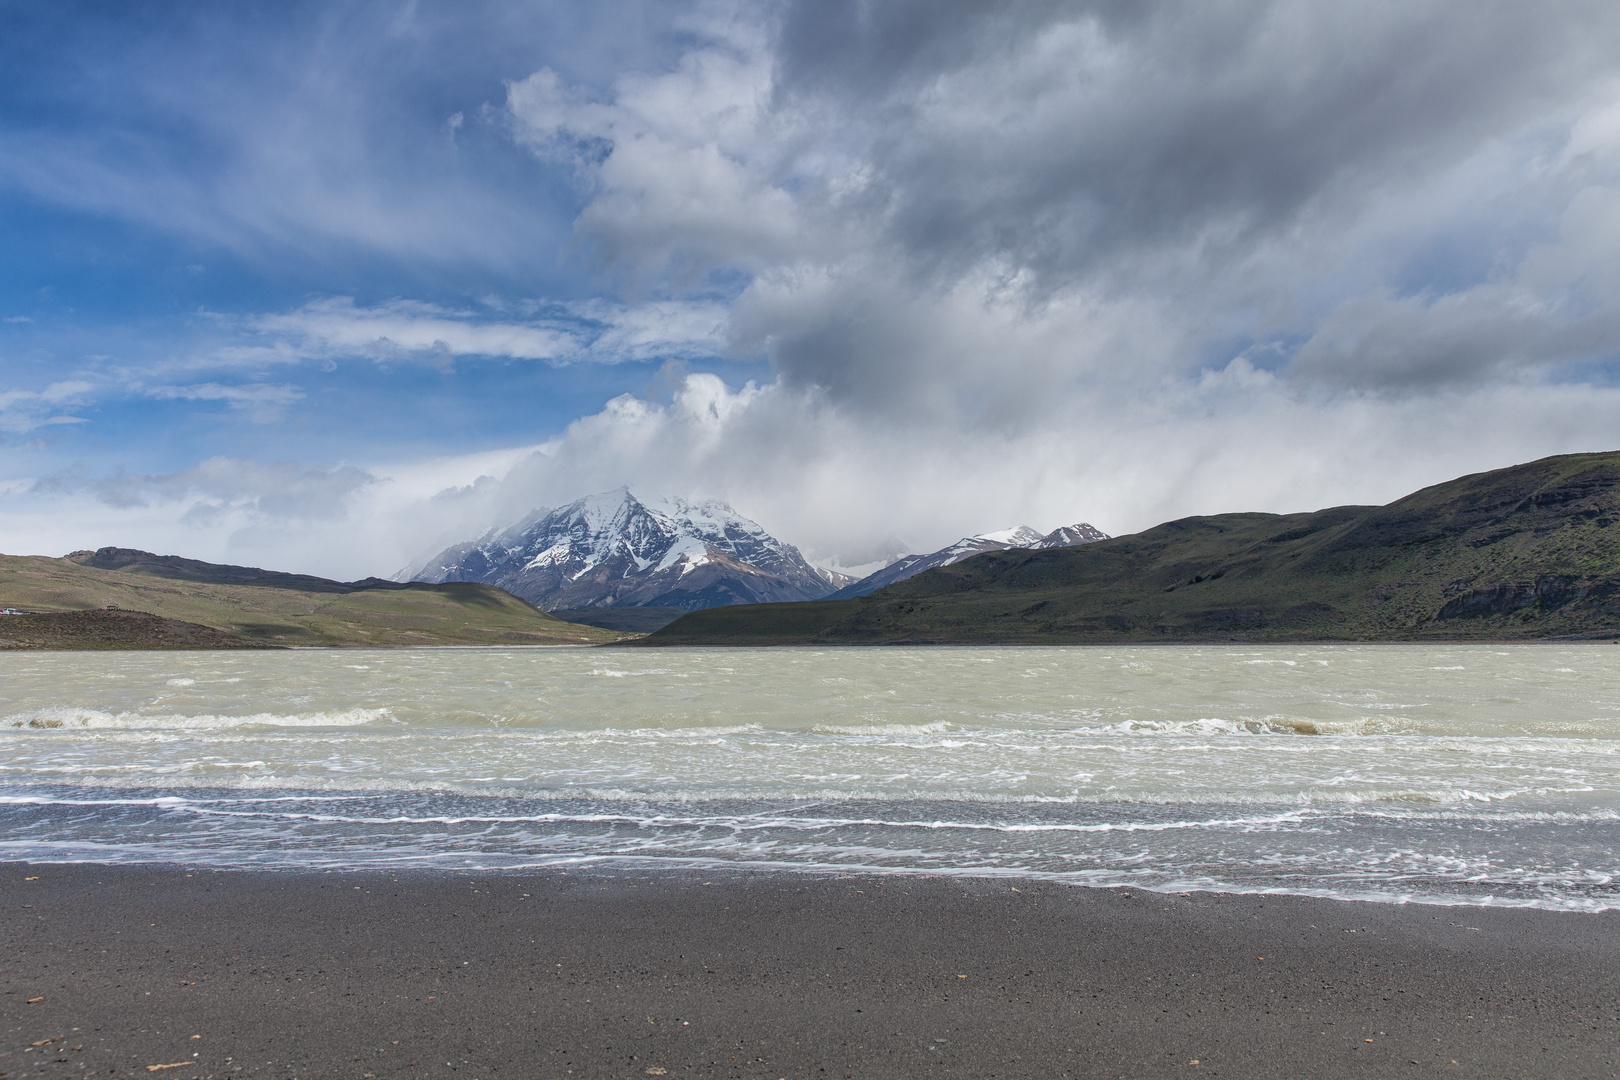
[642,452,1620,645]
[0,547,629,648]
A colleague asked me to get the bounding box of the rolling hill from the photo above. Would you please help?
[0,547,627,648]
[640,452,1620,645]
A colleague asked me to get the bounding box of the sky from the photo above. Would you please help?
[3,0,1620,580]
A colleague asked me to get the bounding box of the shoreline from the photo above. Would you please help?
[2,851,1611,916]
[5,635,1620,652]
[5,862,1617,1078]
[625,631,1620,648]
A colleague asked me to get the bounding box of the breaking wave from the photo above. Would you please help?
[5,707,392,731]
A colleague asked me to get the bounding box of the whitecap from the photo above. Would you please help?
[5,707,393,731]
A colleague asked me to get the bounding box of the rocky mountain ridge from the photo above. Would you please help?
[827,521,1109,599]
[409,489,843,611]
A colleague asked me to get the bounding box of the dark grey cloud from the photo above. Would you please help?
[775,0,1620,291]
[1289,287,1620,392]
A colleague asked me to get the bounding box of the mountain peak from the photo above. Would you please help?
[411,490,838,611]
[1036,523,1110,548]
[974,525,1046,546]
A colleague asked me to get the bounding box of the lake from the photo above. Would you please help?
[3,644,1618,909]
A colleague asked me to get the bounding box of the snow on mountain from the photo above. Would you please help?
[975,525,1047,547]
[825,521,1109,599]
[1033,523,1109,548]
[812,564,857,590]
[409,488,839,611]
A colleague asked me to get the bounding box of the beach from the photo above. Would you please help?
[5,862,1617,1079]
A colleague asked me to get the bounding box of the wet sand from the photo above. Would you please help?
[3,862,1617,1079]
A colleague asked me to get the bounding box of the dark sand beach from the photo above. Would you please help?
[4,864,1617,1079]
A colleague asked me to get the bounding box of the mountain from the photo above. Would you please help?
[638,452,1620,645]
[1035,523,1111,548]
[826,522,1109,599]
[410,489,840,612]
[0,547,624,648]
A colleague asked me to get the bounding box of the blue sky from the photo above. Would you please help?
[0,1,727,464]
[4,0,1620,578]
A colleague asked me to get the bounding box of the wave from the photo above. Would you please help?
[1094,715,1423,736]
[589,667,683,678]
[4,707,393,731]
[4,778,1611,814]
[808,720,955,736]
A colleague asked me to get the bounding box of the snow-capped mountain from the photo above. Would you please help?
[1034,523,1110,549]
[409,489,842,612]
[826,521,1109,599]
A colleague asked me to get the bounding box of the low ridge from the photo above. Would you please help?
[640,452,1620,645]
[1,548,625,648]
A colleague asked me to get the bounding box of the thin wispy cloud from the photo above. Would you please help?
[0,381,94,434]
[143,382,306,424]
[236,296,730,368]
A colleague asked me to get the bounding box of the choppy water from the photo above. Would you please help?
[3,644,1618,910]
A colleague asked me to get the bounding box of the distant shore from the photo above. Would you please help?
[0,609,632,650]
[4,617,1612,651]
[5,862,1617,1078]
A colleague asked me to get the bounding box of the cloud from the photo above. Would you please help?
[0,445,536,579]
[33,456,376,522]
[237,296,730,368]
[0,380,94,433]
[144,382,305,423]
[772,0,1620,288]
[496,3,1620,421]
[507,36,804,283]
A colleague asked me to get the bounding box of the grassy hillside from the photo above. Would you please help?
[0,548,628,648]
[643,452,1620,645]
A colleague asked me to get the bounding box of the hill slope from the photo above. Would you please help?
[642,452,1620,645]
[0,548,626,648]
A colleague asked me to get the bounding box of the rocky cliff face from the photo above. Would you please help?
[410,489,840,611]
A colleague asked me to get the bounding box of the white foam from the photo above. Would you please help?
[4,707,392,731]
[1094,715,1416,736]
[808,721,954,736]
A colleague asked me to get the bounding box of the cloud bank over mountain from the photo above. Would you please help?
[3,0,1620,578]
